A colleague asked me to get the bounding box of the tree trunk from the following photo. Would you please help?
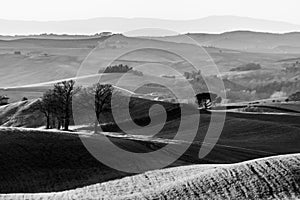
[51,116,56,129]
[94,119,98,134]
[57,118,61,130]
[46,116,50,129]
[64,99,70,131]
[64,118,69,131]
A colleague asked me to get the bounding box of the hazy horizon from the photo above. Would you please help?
[2,15,300,36]
[1,0,300,24]
[1,0,300,35]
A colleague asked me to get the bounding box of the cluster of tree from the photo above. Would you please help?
[73,83,116,133]
[39,80,80,130]
[184,70,202,80]
[98,64,143,76]
[282,61,300,73]
[230,63,261,72]
[94,32,112,37]
[100,64,133,73]
[162,75,176,79]
[40,81,115,133]
[254,80,300,99]
[288,91,300,101]
[195,92,222,109]
[226,90,257,102]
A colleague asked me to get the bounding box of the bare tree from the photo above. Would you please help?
[39,90,56,129]
[195,92,218,109]
[53,80,80,131]
[94,84,114,133]
[72,86,95,125]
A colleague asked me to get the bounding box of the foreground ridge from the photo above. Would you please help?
[1,153,300,200]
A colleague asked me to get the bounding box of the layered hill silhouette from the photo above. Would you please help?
[150,31,300,53]
[1,16,300,35]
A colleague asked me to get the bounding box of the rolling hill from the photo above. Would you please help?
[1,33,298,105]
[150,31,300,53]
[2,153,299,199]
[0,97,299,193]
[0,33,296,88]
[0,99,44,127]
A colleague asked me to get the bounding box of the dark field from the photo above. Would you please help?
[1,106,300,193]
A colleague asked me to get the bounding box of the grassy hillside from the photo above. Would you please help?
[2,153,299,199]
[149,31,300,53]
[0,105,300,193]
[0,99,44,127]
[1,34,299,104]
[0,34,296,86]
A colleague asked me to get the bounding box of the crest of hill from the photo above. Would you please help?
[2,153,300,199]
[149,31,300,53]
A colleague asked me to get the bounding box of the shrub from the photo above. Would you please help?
[288,91,300,101]
[230,63,261,72]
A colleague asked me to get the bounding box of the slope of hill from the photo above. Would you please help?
[0,34,213,88]
[0,33,297,102]
[150,31,300,53]
[0,36,111,87]
[2,153,300,199]
[0,100,300,193]
[0,99,44,127]
[0,33,296,88]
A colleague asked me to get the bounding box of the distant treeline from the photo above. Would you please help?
[230,63,262,72]
[184,70,202,80]
[282,61,300,73]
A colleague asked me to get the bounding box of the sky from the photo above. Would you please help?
[0,0,300,24]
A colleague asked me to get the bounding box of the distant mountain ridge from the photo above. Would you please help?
[1,16,300,35]
[2,30,300,53]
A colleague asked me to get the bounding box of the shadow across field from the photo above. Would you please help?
[1,105,300,193]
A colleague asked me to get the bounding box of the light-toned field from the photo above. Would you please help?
[1,34,299,105]
[0,34,296,87]
[2,153,299,200]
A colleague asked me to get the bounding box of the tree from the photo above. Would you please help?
[195,92,218,109]
[94,84,114,133]
[215,96,222,104]
[288,91,300,101]
[72,86,96,125]
[39,90,56,129]
[53,80,80,131]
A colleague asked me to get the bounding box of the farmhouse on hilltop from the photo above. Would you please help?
[0,95,9,105]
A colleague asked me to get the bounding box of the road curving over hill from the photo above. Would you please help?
[2,153,300,200]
